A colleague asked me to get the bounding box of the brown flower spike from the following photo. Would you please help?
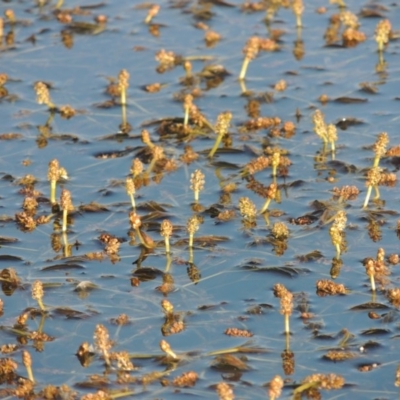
[60,188,73,232]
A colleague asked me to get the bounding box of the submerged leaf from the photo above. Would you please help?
[211,354,250,371]
[41,263,85,271]
[133,267,164,281]
[79,202,109,212]
[0,236,18,244]
[334,97,368,104]
[350,302,390,311]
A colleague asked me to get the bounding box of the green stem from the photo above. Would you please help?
[370,274,376,292]
[189,233,194,248]
[62,209,68,232]
[260,198,271,214]
[363,185,373,208]
[208,133,223,158]
[50,180,56,204]
[130,193,135,209]
[239,57,250,81]
[284,314,290,334]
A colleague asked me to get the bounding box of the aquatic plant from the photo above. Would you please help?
[60,188,73,232]
[190,169,205,202]
[160,219,173,254]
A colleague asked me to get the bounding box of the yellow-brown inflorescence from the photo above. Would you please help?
[239,197,257,220]
[312,109,328,144]
[372,132,389,167]
[118,69,129,106]
[260,182,278,214]
[316,279,347,296]
[294,373,345,396]
[216,382,235,400]
[48,159,68,204]
[268,374,284,400]
[239,36,260,80]
[125,177,136,209]
[160,339,177,359]
[363,166,381,208]
[329,210,346,259]
[271,222,289,240]
[93,324,112,366]
[32,280,45,311]
[22,350,34,383]
[209,111,232,158]
[375,19,391,52]
[160,219,173,254]
[190,169,205,202]
[144,4,160,24]
[273,283,293,334]
[187,215,200,247]
[292,0,304,27]
[332,185,359,202]
[364,258,376,292]
[129,211,153,249]
[60,188,73,232]
[131,157,144,178]
[34,81,56,109]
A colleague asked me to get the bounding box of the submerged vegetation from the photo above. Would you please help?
[0,0,399,399]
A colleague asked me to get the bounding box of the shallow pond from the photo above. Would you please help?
[0,0,400,399]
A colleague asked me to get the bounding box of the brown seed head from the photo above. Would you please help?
[34,82,51,106]
[190,169,205,194]
[129,212,141,230]
[332,185,359,201]
[172,371,198,387]
[131,158,144,177]
[186,215,200,235]
[48,159,60,182]
[340,10,359,28]
[333,210,347,232]
[366,167,381,187]
[280,289,293,316]
[216,382,234,400]
[215,111,232,136]
[22,350,32,369]
[161,299,174,314]
[125,177,135,195]
[160,339,176,358]
[268,375,284,399]
[60,189,73,211]
[302,373,345,390]
[93,324,112,353]
[146,5,160,20]
[0,73,8,86]
[155,49,177,69]
[243,36,260,60]
[312,109,327,141]
[316,279,347,295]
[238,197,257,219]
[272,222,289,239]
[32,280,44,302]
[160,219,173,238]
[59,105,76,119]
[4,9,15,22]
[373,132,389,158]
[375,19,391,46]
[141,129,154,148]
[118,69,129,90]
[245,156,270,175]
[292,0,304,16]
[23,196,38,211]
